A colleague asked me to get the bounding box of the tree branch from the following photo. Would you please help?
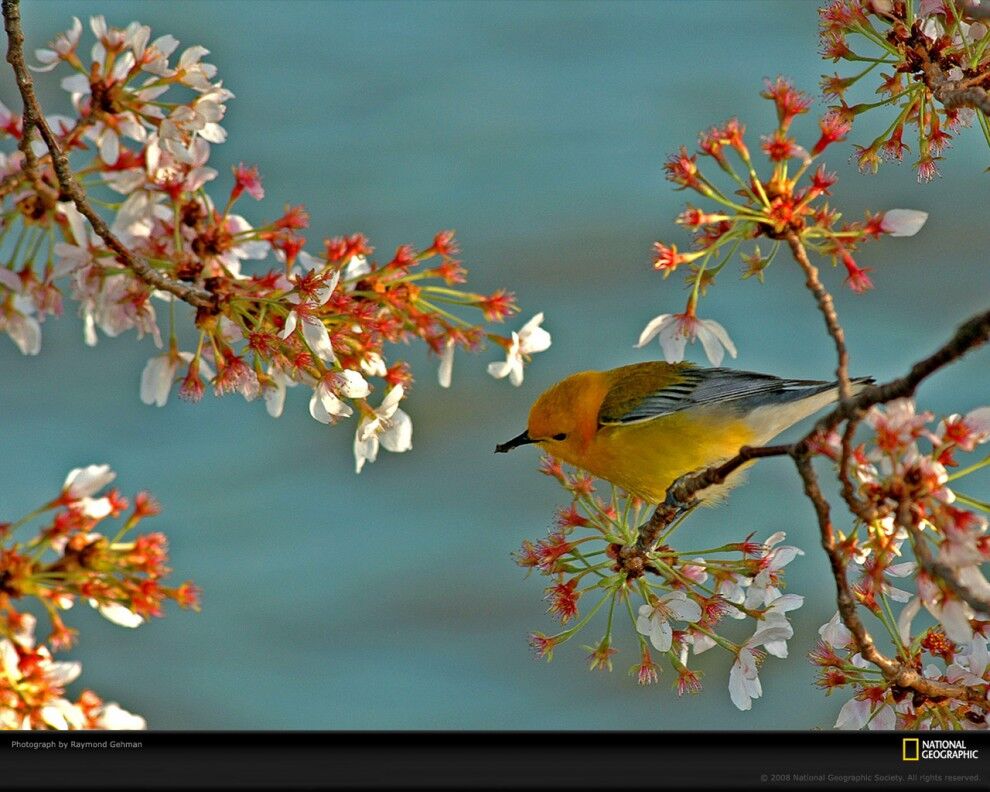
[628,300,990,708]
[899,500,990,616]
[1,0,216,310]
[797,455,989,710]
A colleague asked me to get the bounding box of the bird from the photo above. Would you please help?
[495,362,872,504]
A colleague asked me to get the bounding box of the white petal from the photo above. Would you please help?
[79,496,112,518]
[835,697,870,730]
[868,704,896,731]
[940,598,974,643]
[279,310,298,340]
[508,356,525,387]
[668,596,702,623]
[41,704,70,731]
[353,429,378,473]
[897,597,922,646]
[487,359,512,380]
[1,640,21,681]
[63,464,115,499]
[380,409,413,453]
[699,318,737,364]
[97,702,146,730]
[99,129,119,165]
[650,618,673,652]
[302,317,336,362]
[377,384,404,418]
[263,379,286,419]
[657,324,688,363]
[635,314,674,348]
[438,339,455,388]
[97,602,144,628]
[60,73,91,95]
[881,209,928,237]
[336,369,370,399]
[140,355,175,407]
[767,593,804,613]
[728,660,753,711]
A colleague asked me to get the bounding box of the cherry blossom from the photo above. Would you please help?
[487,313,552,387]
[636,592,703,652]
[636,311,737,366]
[353,386,413,473]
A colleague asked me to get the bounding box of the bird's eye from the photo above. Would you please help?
[552,433,567,441]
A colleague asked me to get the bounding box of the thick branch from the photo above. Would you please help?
[1,0,216,309]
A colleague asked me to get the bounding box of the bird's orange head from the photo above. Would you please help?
[494,371,608,457]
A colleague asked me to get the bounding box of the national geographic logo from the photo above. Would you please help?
[903,737,980,761]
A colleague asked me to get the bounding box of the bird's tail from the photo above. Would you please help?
[743,375,873,445]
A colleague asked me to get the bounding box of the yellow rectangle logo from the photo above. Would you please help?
[903,738,919,761]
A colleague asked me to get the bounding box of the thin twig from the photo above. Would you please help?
[1,0,216,310]
[785,232,851,400]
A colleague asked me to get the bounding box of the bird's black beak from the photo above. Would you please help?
[495,430,536,454]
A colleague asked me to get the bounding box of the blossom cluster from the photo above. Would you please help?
[1,464,197,730]
[637,78,927,366]
[810,399,990,729]
[0,16,550,474]
[819,0,990,181]
[517,457,805,711]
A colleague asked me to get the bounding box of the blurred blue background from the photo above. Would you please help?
[1,0,988,729]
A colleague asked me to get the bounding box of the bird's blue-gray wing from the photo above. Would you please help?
[599,366,839,426]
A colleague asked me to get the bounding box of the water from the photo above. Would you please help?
[1,0,987,729]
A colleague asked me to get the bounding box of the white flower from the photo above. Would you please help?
[63,464,115,500]
[308,371,367,424]
[487,313,551,387]
[31,17,83,72]
[744,533,804,608]
[354,386,413,473]
[761,593,804,658]
[438,338,455,388]
[635,591,703,652]
[728,623,792,711]
[636,311,736,366]
[280,283,338,364]
[881,209,928,237]
[918,575,976,643]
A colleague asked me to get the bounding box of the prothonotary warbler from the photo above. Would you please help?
[495,362,872,504]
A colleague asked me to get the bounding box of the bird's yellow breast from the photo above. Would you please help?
[544,409,758,504]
